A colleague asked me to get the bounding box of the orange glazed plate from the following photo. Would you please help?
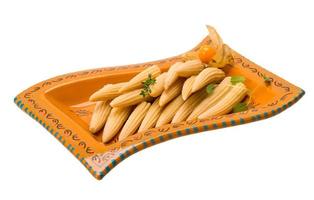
[14,36,304,180]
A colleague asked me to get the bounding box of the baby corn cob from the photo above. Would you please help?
[89,101,112,133]
[172,91,207,123]
[182,76,196,100]
[110,89,150,108]
[89,82,125,102]
[150,72,167,97]
[159,78,184,107]
[198,82,248,119]
[191,68,225,93]
[187,77,232,120]
[119,65,161,93]
[102,107,133,143]
[176,59,204,77]
[138,98,163,132]
[156,95,184,127]
[119,102,151,141]
[164,62,183,90]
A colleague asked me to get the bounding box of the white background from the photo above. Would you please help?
[1,0,313,199]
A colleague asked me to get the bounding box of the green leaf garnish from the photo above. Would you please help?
[140,74,156,97]
[206,84,215,94]
[232,102,248,113]
[231,76,245,85]
[262,74,271,85]
[139,90,146,97]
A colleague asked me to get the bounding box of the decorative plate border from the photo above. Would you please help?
[13,97,99,177]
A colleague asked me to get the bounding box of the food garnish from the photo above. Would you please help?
[231,76,245,85]
[232,102,248,113]
[140,74,156,97]
[198,45,216,63]
[206,84,215,94]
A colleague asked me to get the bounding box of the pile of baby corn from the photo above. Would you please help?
[88,26,248,143]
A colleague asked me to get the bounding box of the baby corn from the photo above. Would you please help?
[159,78,184,107]
[156,95,184,127]
[89,82,125,102]
[138,98,163,132]
[191,68,225,93]
[187,77,232,120]
[89,101,112,133]
[176,59,204,77]
[102,107,133,143]
[172,91,207,123]
[119,65,161,93]
[164,62,183,90]
[182,76,196,100]
[198,82,248,119]
[150,72,167,97]
[119,102,151,141]
[110,89,150,108]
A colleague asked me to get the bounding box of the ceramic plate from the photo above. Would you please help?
[14,36,304,180]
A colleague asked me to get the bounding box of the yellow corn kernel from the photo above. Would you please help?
[102,107,133,143]
[150,72,167,97]
[138,98,163,132]
[164,62,183,90]
[118,102,151,141]
[172,91,207,123]
[191,68,225,93]
[89,101,112,133]
[110,89,150,108]
[176,59,204,77]
[182,76,196,100]
[159,78,184,107]
[187,77,232,120]
[198,82,248,119]
[119,65,161,93]
[89,82,125,102]
[156,95,184,127]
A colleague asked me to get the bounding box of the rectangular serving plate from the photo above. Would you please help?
[14,36,304,180]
